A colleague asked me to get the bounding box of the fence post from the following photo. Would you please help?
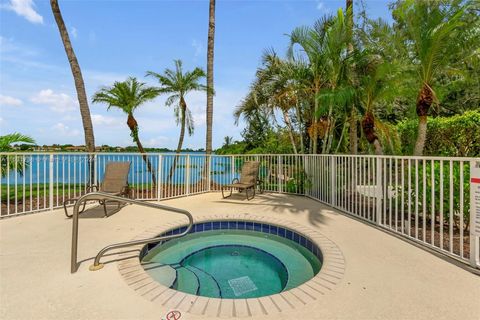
[278,155,283,193]
[49,154,54,211]
[157,155,162,201]
[207,155,211,192]
[93,154,98,185]
[330,155,336,206]
[186,155,190,196]
[470,160,480,268]
[231,156,235,183]
[376,157,383,225]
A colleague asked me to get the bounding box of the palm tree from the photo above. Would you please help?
[288,18,330,154]
[146,60,209,179]
[206,0,216,156]
[355,54,397,155]
[92,77,159,184]
[50,0,95,153]
[0,133,36,177]
[393,0,467,155]
[288,10,351,154]
[346,0,358,154]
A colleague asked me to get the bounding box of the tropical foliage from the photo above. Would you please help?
[146,60,209,178]
[92,77,159,183]
[230,0,479,156]
[0,133,36,177]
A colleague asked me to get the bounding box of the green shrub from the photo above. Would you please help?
[397,110,480,156]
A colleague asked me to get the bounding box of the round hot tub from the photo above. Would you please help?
[140,221,322,299]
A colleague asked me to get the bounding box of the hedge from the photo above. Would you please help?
[397,110,480,157]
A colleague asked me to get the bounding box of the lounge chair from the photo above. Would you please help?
[63,161,131,218]
[221,161,260,200]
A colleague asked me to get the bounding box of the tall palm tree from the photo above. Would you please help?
[50,0,95,185]
[288,16,332,154]
[146,60,209,179]
[92,77,159,184]
[393,0,467,155]
[346,0,358,154]
[0,133,36,177]
[206,0,216,155]
[50,0,95,153]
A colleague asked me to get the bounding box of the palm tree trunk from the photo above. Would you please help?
[312,85,319,154]
[336,119,348,153]
[169,98,187,181]
[127,113,156,186]
[282,110,298,154]
[362,111,383,155]
[205,0,215,156]
[349,109,358,154]
[413,115,428,156]
[373,139,384,155]
[295,101,305,154]
[204,0,216,189]
[50,0,95,184]
[413,84,433,156]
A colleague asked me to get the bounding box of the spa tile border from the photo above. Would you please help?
[117,214,345,318]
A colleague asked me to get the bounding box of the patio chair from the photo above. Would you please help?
[63,161,131,218]
[221,161,260,200]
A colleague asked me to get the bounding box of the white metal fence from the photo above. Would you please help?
[1,152,478,269]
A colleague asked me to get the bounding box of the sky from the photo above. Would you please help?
[0,0,392,149]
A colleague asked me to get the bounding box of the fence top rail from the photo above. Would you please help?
[0,152,478,161]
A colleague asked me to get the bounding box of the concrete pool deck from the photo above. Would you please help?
[1,193,479,320]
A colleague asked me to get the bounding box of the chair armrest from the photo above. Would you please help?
[231,178,239,184]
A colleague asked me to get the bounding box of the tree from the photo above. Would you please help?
[146,60,209,179]
[50,0,95,153]
[92,77,158,184]
[355,53,398,155]
[346,0,358,154]
[0,133,36,177]
[206,0,216,155]
[393,0,468,155]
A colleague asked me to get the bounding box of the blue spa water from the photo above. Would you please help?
[141,229,321,299]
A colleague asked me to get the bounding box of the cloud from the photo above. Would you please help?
[316,1,330,13]
[144,136,170,147]
[0,94,23,106]
[191,39,204,58]
[71,27,78,39]
[5,0,43,24]
[53,123,80,136]
[91,114,123,127]
[30,89,77,113]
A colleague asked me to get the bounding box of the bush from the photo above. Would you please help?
[397,110,480,156]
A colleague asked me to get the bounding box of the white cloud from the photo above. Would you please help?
[0,94,23,106]
[71,27,78,39]
[53,122,80,136]
[144,136,170,147]
[191,39,204,58]
[5,0,43,24]
[30,89,77,113]
[91,114,123,127]
[316,1,330,13]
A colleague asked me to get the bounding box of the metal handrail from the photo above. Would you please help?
[71,192,194,273]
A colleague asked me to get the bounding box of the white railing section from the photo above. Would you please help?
[1,152,478,269]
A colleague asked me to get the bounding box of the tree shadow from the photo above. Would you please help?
[213,192,338,227]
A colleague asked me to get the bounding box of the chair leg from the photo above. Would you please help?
[63,199,86,218]
[222,186,233,199]
[246,187,256,201]
[63,201,71,218]
[101,200,108,218]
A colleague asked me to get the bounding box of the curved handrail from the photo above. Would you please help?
[71,192,194,273]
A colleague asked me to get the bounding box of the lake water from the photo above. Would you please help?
[1,153,238,185]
